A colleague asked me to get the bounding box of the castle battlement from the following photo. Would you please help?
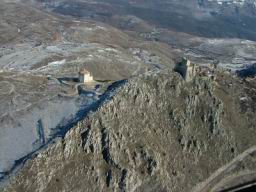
[174,57,196,82]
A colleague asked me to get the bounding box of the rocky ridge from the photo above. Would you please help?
[2,70,256,192]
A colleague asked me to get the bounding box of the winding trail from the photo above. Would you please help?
[211,171,256,192]
[192,145,256,192]
[0,81,15,95]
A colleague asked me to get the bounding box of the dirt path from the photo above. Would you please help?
[192,145,256,192]
[0,81,15,95]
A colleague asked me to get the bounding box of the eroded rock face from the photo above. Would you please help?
[3,71,256,192]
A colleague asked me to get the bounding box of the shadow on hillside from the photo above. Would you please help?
[236,64,256,78]
[0,79,127,183]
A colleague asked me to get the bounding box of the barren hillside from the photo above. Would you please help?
[2,70,256,192]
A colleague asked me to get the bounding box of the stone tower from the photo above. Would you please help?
[174,57,196,82]
[79,69,94,83]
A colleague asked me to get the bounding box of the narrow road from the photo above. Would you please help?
[0,81,15,95]
[212,171,256,192]
[192,146,256,192]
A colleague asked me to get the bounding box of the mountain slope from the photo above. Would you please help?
[2,70,256,192]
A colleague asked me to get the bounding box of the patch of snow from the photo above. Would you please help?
[48,59,66,66]
[240,96,248,101]
[96,26,106,30]
[105,48,118,53]
[97,49,105,53]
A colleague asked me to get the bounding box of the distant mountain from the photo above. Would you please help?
[197,0,256,17]
[37,0,256,40]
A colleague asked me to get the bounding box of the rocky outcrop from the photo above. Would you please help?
[2,70,256,192]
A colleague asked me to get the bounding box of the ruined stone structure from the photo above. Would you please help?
[79,69,94,83]
[174,57,196,82]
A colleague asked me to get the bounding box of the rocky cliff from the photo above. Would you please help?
[2,70,256,192]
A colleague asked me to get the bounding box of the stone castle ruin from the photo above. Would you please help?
[79,69,94,83]
[174,57,196,82]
